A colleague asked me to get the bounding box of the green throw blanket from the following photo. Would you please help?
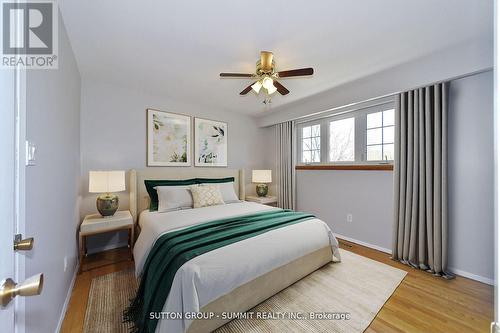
[124,209,315,333]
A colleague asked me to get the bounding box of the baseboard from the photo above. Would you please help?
[86,241,128,255]
[55,262,79,333]
[448,267,494,285]
[334,233,392,254]
[334,233,494,286]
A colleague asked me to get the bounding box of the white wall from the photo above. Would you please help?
[258,39,493,127]
[80,80,268,251]
[296,170,394,251]
[292,70,494,283]
[448,70,494,282]
[25,13,81,333]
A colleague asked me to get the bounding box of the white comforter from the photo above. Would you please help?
[133,202,340,333]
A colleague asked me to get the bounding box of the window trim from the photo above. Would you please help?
[327,115,356,163]
[365,109,395,162]
[296,102,396,168]
[296,164,393,171]
[298,122,323,165]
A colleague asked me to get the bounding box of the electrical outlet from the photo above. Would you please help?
[64,256,68,272]
[347,214,353,223]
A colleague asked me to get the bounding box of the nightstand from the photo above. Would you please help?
[246,195,278,206]
[79,210,134,272]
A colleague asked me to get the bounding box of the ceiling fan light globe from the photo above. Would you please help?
[266,84,277,95]
[262,77,274,90]
[251,81,262,93]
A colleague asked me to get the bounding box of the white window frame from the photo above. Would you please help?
[298,122,323,164]
[327,112,358,164]
[296,102,396,166]
[365,109,395,162]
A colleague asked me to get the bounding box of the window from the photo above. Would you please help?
[366,110,394,161]
[329,117,355,162]
[301,124,321,163]
[297,104,395,166]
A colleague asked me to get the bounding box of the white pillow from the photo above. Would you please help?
[155,186,193,212]
[190,185,225,208]
[199,182,240,203]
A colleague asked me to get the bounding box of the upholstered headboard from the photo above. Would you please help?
[129,168,245,223]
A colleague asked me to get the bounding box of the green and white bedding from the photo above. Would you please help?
[132,201,340,333]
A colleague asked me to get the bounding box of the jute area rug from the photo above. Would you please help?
[83,249,406,333]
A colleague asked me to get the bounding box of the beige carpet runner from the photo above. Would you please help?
[83,249,406,333]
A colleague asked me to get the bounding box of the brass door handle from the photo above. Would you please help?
[14,234,33,251]
[0,273,43,307]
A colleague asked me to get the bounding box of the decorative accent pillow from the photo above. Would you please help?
[190,185,225,208]
[155,186,193,213]
[145,179,197,211]
[199,182,239,203]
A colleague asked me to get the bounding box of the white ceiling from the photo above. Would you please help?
[59,0,492,116]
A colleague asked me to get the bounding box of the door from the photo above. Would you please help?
[0,5,44,331]
[0,64,16,332]
[0,54,43,333]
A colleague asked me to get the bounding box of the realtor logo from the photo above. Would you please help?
[1,1,58,68]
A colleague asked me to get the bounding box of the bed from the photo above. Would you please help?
[129,168,340,333]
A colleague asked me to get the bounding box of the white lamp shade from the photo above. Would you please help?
[89,171,125,193]
[252,170,272,183]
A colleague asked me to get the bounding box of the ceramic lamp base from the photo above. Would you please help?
[256,184,269,197]
[96,194,119,217]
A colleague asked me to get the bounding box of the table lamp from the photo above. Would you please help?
[89,170,125,217]
[252,170,272,197]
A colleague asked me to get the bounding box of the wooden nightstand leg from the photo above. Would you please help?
[78,234,82,273]
[128,227,133,260]
[79,234,85,273]
[83,236,88,257]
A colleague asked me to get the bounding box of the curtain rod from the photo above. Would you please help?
[289,67,492,125]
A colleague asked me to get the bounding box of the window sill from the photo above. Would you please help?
[295,164,393,171]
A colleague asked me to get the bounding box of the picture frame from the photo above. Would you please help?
[194,117,228,167]
[147,108,191,166]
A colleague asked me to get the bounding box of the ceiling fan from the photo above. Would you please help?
[220,51,314,96]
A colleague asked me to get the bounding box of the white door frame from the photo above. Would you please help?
[9,4,27,332]
[494,1,499,330]
[14,64,27,333]
[0,62,16,333]
[0,4,26,331]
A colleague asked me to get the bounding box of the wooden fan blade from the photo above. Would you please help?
[273,81,290,95]
[277,67,314,78]
[220,73,254,78]
[260,51,274,72]
[240,82,256,95]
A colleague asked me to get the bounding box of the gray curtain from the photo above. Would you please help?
[275,121,296,209]
[392,83,454,279]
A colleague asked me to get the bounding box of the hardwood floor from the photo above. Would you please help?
[61,247,134,333]
[339,239,494,333]
[61,241,494,333]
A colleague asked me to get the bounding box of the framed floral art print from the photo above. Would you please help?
[194,117,228,167]
[147,109,191,166]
